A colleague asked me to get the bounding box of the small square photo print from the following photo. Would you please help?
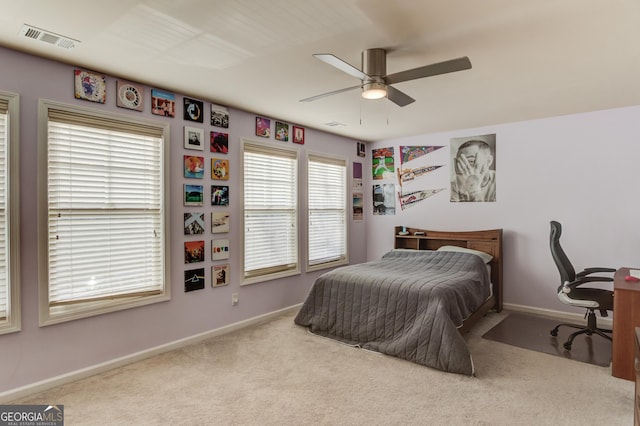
[184,126,204,151]
[211,238,230,260]
[211,185,229,206]
[211,212,230,233]
[212,264,230,287]
[211,158,229,180]
[74,69,106,103]
[210,131,229,153]
[184,240,205,264]
[184,155,205,179]
[293,126,305,144]
[184,97,204,122]
[256,116,271,138]
[275,121,289,142]
[184,268,205,292]
[151,88,175,117]
[184,184,204,206]
[116,80,144,111]
[211,104,229,128]
[184,212,205,235]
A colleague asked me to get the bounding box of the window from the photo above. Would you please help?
[242,139,298,284]
[307,154,347,270]
[38,100,170,325]
[0,92,19,335]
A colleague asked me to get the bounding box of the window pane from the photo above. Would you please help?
[0,102,7,320]
[243,141,298,280]
[308,156,346,267]
[42,102,168,324]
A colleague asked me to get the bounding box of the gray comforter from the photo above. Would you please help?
[294,250,491,375]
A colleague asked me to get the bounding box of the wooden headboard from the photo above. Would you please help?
[394,226,503,313]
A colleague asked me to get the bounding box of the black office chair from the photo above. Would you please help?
[549,221,615,350]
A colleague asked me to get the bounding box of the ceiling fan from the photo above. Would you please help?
[300,48,471,107]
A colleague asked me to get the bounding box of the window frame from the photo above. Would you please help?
[306,152,348,272]
[0,91,20,335]
[37,99,171,326]
[240,138,299,285]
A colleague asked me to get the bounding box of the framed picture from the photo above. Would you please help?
[357,142,366,157]
[275,121,289,142]
[211,185,229,206]
[211,104,229,128]
[184,155,204,179]
[211,212,230,234]
[184,268,205,292]
[184,184,204,206]
[184,212,205,235]
[255,116,271,138]
[211,158,229,180]
[293,126,305,144]
[212,264,230,287]
[211,238,230,260]
[151,88,175,117]
[116,80,144,111]
[210,131,229,153]
[184,97,204,122]
[372,147,394,180]
[184,240,205,263]
[184,126,204,150]
[74,69,106,103]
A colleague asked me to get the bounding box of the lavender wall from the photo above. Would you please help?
[0,46,367,394]
[367,105,640,313]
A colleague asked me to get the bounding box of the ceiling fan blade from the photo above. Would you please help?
[299,85,361,103]
[386,85,415,107]
[313,53,371,81]
[384,56,472,85]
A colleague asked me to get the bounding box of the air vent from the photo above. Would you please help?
[19,24,80,49]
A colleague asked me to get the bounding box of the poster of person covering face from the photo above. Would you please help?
[450,133,496,202]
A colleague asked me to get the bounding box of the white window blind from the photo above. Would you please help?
[44,106,166,319]
[243,141,298,281]
[308,154,347,268]
[0,99,8,320]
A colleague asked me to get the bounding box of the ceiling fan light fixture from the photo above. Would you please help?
[362,82,386,100]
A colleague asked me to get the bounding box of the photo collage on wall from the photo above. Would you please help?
[253,115,304,144]
[72,69,234,291]
[371,147,396,215]
[369,133,498,215]
[182,101,232,291]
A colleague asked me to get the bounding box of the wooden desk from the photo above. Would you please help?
[634,328,640,425]
[612,267,640,381]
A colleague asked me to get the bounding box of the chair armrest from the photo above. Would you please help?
[564,275,614,292]
[576,267,616,278]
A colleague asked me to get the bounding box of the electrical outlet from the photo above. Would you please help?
[232,293,239,306]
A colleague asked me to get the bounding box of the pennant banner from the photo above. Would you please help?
[397,165,443,186]
[400,145,444,164]
[398,188,445,210]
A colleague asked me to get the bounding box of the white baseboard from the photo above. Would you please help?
[0,304,302,403]
[503,302,613,329]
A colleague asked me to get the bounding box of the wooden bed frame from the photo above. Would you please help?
[393,226,503,333]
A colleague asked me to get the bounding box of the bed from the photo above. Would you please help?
[294,226,503,375]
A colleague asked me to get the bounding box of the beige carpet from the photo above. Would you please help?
[11,310,634,425]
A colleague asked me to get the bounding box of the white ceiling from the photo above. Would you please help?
[0,0,639,142]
